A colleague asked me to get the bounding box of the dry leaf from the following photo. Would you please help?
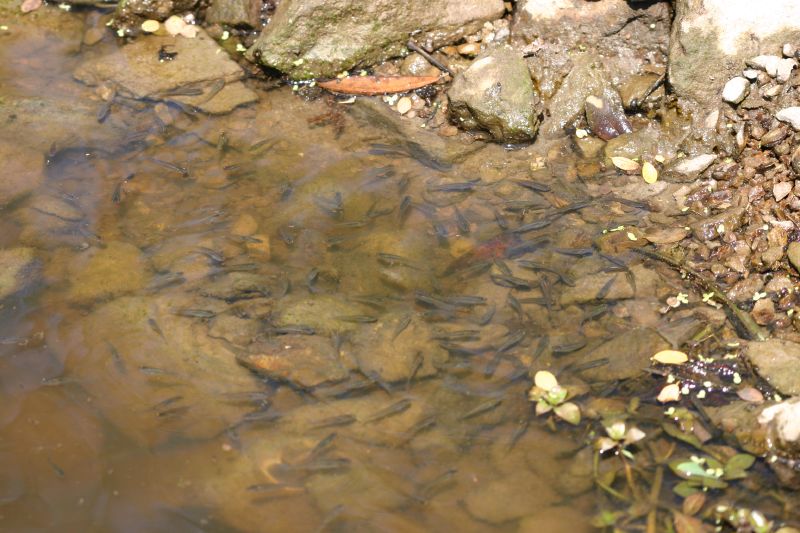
[657,383,681,403]
[737,386,765,403]
[20,0,42,13]
[642,161,658,183]
[534,370,558,391]
[611,156,640,171]
[652,349,689,365]
[317,75,440,95]
[673,511,710,533]
[682,492,706,516]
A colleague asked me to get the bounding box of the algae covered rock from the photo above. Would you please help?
[247,0,504,79]
[447,46,541,143]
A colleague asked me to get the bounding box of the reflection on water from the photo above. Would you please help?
[2,8,798,533]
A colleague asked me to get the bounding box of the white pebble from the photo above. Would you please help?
[742,69,760,80]
[776,107,800,130]
[140,19,159,33]
[774,181,793,202]
[722,76,749,104]
[673,154,717,175]
[163,15,186,36]
[396,96,412,115]
[776,58,797,83]
[748,54,781,77]
[783,43,796,58]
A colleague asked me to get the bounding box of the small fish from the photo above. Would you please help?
[513,179,551,192]
[150,157,188,177]
[492,207,510,230]
[507,294,523,318]
[138,366,175,377]
[107,342,126,374]
[398,415,437,445]
[460,398,502,420]
[278,226,296,247]
[516,260,575,286]
[490,274,535,290]
[453,206,470,234]
[476,304,496,326]
[595,275,617,300]
[377,252,418,269]
[427,181,479,193]
[443,295,486,307]
[497,330,526,354]
[393,314,412,340]
[406,352,423,389]
[336,315,378,323]
[568,357,610,373]
[47,457,65,478]
[553,247,594,257]
[532,335,549,361]
[147,318,165,338]
[249,138,278,152]
[513,218,553,233]
[364,398,412,423]
[432,220,449,246]
[417,468,457,500]
[310,414,357,429]
[551,339,587,355]
[267,324,316,335]
[157,405,191,418]
[151,395,183,411]
[431,330,481,342]
[306,268,320,293]
[172,308,217,318]
[507,416,530,450]
[247,484,306,501]
[361,369,393,395]
[415,292,456,311]
[307,432,338,460]
[197,246,224,264]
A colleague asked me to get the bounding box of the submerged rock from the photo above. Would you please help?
[745,339,800,396]
[238,335,350,388]
[66,241,151,304]
[0,143,43,207]
[74,29,257,114]
[248,0,504,79]
[572,328,670,382]
[0,248,38,300]
[447,46,541,143]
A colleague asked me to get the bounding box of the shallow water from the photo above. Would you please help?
[1,8,799,533]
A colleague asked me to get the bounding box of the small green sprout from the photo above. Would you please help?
[595,420,646,459]
[528,371,580,425]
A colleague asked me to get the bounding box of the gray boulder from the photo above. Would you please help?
[668,0,800,110]
[247,0,505,79]
[447,46,541,143]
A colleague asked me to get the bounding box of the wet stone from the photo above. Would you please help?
[344,313,448,383]
[66,241,151,305]
[669,154,717,180]
[689,206,744,241]
[27,195,84,222]
[788,241,800,272]
[238,335,350,388]
[0,247,38,300]
[74,29,257,114]
[745,339,800,396]
[207,314,261,346]
[205,0,262,27]
[571,328,670,382]
[464,470,558,524]
[448,45,542,143]
[560,271,634,305]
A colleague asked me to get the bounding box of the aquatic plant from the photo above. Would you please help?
[528,370,581,425]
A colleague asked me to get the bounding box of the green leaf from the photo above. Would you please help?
[726,453,755,472]
[662,422,706,451]
[701,476,728,489]
[671,460,708,479]
[673,481,699,498]
[554,402,581,425]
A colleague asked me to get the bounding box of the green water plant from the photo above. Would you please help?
[528,370,580,425]
[669,453,756,497]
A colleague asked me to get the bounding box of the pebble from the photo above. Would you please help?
[777,58,797,83]
[164,15,186,36]
[748,55,781,77]
[396,96,412,115]
[141,20,160,33]
[231,213,258,236]
[722,76,749,104]
[457,43,481,57]
[673,154,717,175]
[774,181,793,202]
[788,241,800,272]
[776,107,800,130]
[784,43,797,58]
[743,68,760,80]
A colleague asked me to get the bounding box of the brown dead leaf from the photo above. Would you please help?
[682,492,706,516]
[317,75,440,95]
[20,0,42,13]
[673,512,711,533]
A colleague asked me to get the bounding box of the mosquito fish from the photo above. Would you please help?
[364,398,412,423]
[461,398,503,420]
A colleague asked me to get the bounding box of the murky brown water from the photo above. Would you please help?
[2,8,800,533]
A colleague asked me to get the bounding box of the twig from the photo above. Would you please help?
[407,40,454,77]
